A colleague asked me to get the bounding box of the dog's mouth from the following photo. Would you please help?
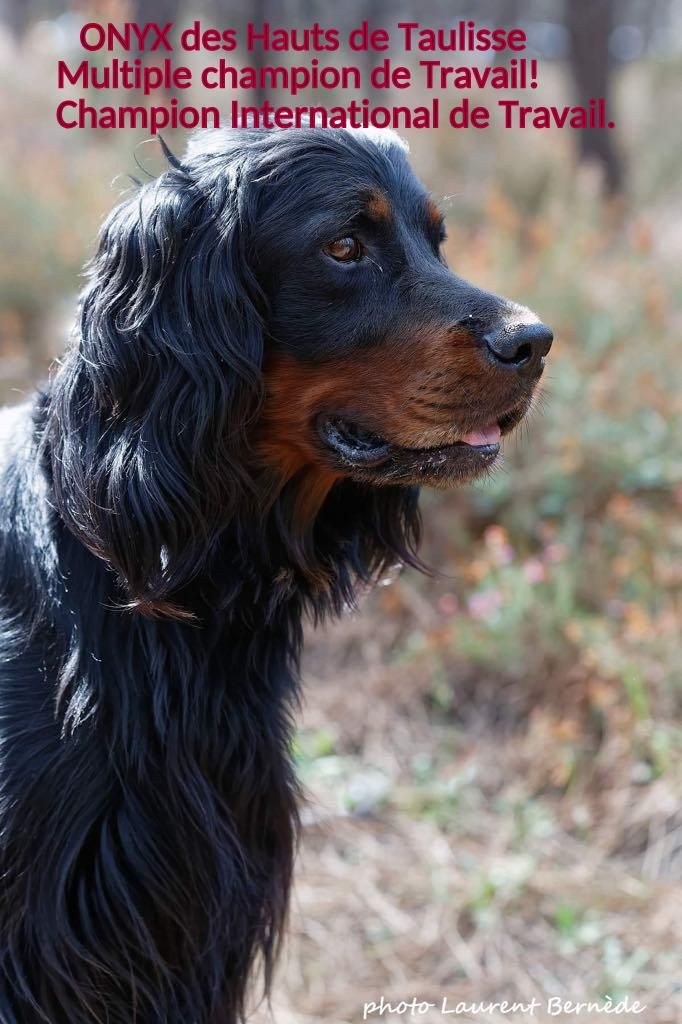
[317,407,526,486]
[318,418,393,466]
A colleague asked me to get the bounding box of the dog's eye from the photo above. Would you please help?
[324,236,363,263]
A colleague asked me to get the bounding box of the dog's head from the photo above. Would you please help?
[48,127,551,615]
[242,128,551,509]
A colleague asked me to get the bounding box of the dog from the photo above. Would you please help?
[0,126,552,1023]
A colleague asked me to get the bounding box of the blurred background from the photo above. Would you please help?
[1,0,681,1021]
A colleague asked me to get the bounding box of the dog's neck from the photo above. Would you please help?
[1,392,421,1022]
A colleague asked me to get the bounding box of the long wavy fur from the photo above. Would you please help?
[0,129,421,1023]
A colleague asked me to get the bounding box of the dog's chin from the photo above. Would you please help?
[317,406,527,487]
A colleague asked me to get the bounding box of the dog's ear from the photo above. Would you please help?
[47,149,264,617]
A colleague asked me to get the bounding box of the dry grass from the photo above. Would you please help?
[245,576,682,1024]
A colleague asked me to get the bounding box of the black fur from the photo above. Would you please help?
[0,128,423,1024]
[0,126,547,1022]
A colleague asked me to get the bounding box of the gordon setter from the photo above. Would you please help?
[0,127,552,1023]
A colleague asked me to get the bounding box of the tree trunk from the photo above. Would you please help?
[565,0,624,193]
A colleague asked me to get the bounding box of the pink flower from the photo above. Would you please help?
[468,589,504,619]
[523,558,546,584]
[544,542,567,563]
[438,593,460,616]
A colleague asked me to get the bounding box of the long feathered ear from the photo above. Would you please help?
[46,149,264,617]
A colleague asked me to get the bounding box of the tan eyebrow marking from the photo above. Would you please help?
[365,190,393,223]
[426,196,444,228]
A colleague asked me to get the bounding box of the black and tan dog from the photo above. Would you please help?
[0,127,551,1023]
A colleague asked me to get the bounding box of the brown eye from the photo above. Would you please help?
[324,236,362,262]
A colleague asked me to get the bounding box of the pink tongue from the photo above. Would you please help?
[460,423,502,447]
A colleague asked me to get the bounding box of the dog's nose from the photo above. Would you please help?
[484,322,553,370]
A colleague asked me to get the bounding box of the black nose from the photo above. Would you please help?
[484,322,553,370]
